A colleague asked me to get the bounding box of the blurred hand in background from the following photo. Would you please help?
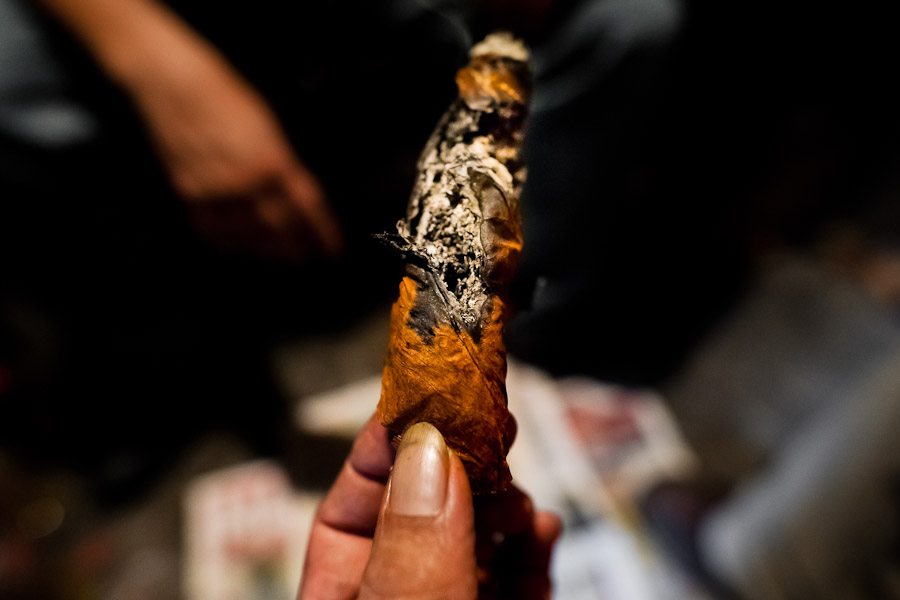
[36,0,343,261]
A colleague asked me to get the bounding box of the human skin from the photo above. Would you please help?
[298,417,560,600]
[35,0,343,260]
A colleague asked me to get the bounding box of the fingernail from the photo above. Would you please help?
[389,422,450,516]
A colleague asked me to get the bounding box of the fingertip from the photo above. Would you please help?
[388,423,473,521]
[314,416,394,537]
[446,445,474,513]
[389,422,451,517]
[534,510,563,545]
[348,415,395,483]
[526,510,562,575]
[284,168,345,256]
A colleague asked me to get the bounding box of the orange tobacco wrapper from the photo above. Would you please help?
[376,33,530,493]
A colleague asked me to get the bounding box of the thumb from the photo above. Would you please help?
[360,423,478,600]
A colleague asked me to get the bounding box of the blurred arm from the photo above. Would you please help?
[36,0,213,86]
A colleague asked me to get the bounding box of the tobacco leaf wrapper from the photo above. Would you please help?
[376,33,530,494]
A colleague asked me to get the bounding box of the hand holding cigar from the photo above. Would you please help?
[298,416,560,599]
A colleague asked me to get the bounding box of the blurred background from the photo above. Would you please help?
[2,0,900,598]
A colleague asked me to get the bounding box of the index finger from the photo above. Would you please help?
[298,415,395,600]
[317,415,395,534]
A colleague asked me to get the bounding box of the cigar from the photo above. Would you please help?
[376,32,530,494]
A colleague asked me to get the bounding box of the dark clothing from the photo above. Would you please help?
[506,0,900,387]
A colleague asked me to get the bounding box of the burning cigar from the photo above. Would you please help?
[376,32,530,494]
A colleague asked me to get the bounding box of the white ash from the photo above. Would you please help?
[470,32,528,62]
[398,103,518,326]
